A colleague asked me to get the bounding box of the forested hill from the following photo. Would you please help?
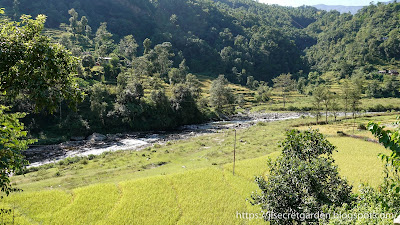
[306,2,400,77]
[0,0,321,82]
[1,0,400,80]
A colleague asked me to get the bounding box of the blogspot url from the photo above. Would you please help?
[236,211,395,221]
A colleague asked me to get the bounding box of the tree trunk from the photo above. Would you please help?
[325,108,328,124]
[283,94,286,108]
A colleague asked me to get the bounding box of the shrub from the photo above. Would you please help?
[251,129,353,224]
[256,121,267,126]
[357,123,367,130]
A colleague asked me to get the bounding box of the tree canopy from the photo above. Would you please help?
[0,9,82,196]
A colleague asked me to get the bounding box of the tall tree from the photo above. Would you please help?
[313,85,325,124]
[94,22,114,57]
[341,80,352,119]
[272,73,296,107]
[143,38,152,55]
[119,35,138,62]
[209,75,234,112]
[322,89,332,123]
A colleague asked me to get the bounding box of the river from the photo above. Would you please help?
[25,112,313,167]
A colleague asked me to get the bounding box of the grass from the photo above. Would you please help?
[329,137,388,190]
[0,113,396,224]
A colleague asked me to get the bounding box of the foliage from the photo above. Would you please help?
[0,10,81,196]
[209,75,235,113]
[0,12,82,112]
[0,106,35,196]
[255,84,272,103]
[251,129,352,224]
[368,119,400,188]
[272,73,296,107]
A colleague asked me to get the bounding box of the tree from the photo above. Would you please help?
[236,94,246,108]
[246,76,254,88]
[147,42,174,78]
[312,85,325,124]
[0,10,82,195]
[0,12,82,112]
[366,80,382,98]
[341,80,352,119]
[185,73,201,99]
[272,73,296,107]
[143,38,151,55]
[296,77,307,94]
[90,83,110,124]
[81,54,95,73]
[171,83,201,124]
[322,89,332,123]
[119,35,138,62]
[68,8,79,35]
[0,106,35,196]
[255,84,272,103]
[94,22,114,57]
[209,75,235,112]
[383,75,399,97]
[168,68,185,85]
[251,130,352,224]
[329,93,341,122]
[349,86,361,120]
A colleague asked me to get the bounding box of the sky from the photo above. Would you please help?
[258,0,375,7]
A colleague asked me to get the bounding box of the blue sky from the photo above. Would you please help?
[258,0,376,7]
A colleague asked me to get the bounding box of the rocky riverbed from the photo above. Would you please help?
[25,112,310,167]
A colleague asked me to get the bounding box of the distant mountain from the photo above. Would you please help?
[312,4,364,14]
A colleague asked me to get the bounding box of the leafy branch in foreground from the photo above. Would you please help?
[0,106,35,196]
[368,119,400,192]
[0,10,82,196]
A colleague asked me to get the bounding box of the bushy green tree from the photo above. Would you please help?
[255,84,272,103]
[90,83,110,124]
[168,68,185,85]
[236,94,246,108]
[185,73,201,99]
[171,83,201,124]
[366,80,382,98]
[209,75,234,112]
[81,54,95,73]
[0,12,82,112]
[0,9,81,195]
[251,129,353,225]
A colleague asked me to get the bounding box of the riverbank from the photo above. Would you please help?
[25,112,308,167]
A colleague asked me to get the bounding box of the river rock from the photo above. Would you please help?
[394,215,400,225]
[70,136,85,141]
[87,133,107,142]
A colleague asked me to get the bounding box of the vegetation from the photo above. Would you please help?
[251,130,353,224]
[0,9,81,196]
